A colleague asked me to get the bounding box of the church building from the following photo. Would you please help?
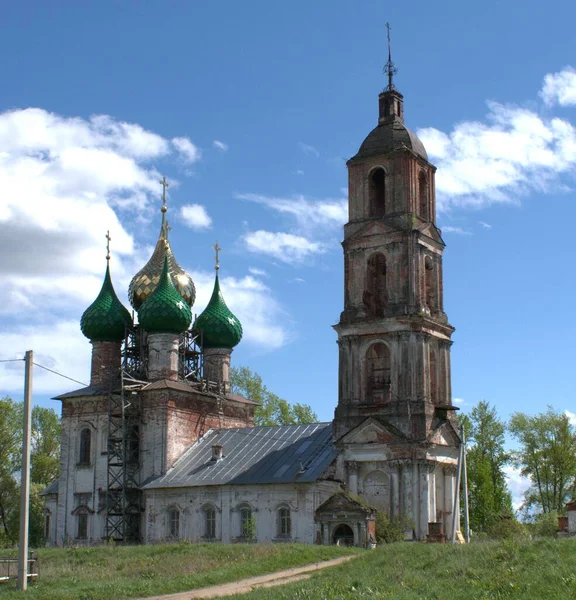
[43,49,461,547]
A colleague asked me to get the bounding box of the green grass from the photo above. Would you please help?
[228,538,576,600]
[0,542,355,600]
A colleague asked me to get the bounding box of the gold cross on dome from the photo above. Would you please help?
[213,241,222,271]
[159,176,169,214]
[105,230,111,261]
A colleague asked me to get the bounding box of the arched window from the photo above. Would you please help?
[364,253,387,318]
[76,510,89,540]
[79,428,91,465]
[277,507,291,538]
[419,172,429,220]
[369,168,386,217]
[168,509,180,539]
[204,507,216,539]
[44,512,51,540]
[365,343,391,404]
[240,506,254,539]
[425,257,435,311]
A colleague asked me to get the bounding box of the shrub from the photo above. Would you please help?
[487,516,530,540]
[375,512,413,544]
[534,511,559,538]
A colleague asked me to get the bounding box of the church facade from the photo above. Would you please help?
[43,63,461,547]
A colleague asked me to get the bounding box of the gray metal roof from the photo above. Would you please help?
[143,422,336,489]
[353,118,428,161]
[40,480,59,496]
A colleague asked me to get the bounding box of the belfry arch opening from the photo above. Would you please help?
[419,172,429,220]
[369,168,386,217]
[364,253,387,318]
[365,342,391,404]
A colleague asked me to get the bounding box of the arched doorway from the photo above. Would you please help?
[332,524,355,546]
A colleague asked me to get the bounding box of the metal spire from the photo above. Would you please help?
[213,241,222,271]
[383,22,397,91]
[105,230,111,262]
[159,176,170,239]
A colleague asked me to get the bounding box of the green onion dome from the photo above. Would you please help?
[138,255,192,334]
[81,265,132,342]
[194,273,243,349]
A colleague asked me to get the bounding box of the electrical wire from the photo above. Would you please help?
[0,358,24,363]
[32,362,88,387]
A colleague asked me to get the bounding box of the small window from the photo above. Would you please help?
[205,508,216,539]
[240,507,254,539]
[277,508,291,538]
[79,428,91,465]
[169,509,180,539]
[77,512,88,539]
[419,172,429,220]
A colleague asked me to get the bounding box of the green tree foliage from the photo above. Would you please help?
[509,406,576,515]
[230,366,318,426]
[462,401,513,532]
[0,396,60,547]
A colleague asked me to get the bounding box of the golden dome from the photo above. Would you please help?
[128,224,196,310]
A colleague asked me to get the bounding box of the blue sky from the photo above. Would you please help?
[1,1,576,504]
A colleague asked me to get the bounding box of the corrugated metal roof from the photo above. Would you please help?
[40,480,59,496]
[143,422,336,489]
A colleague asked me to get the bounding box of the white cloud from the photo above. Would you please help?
[503,465,532,512]
[172,137,201,163]
[248,267,268,277]
[441,226,472,235]
[236,193,347,232]
[298,142,320,158]
[417,67,576,211]
[479,221,492,229]
[212,140,229,152]
[540,67,576,107]
[180,203,212,230]
[191,270,288,350]
[565,410,576,426]
[243,231,325,264]
[453,397,465,405]
[296,170,304,175]
[289,277,305,284]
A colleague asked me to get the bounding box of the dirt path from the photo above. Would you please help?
[135,554,358,600]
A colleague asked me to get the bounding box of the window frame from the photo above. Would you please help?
[76,511,89,540]
[78,427,92,466]
[277,507,291,538]
[204,507,216,539]
[168,508,180,539]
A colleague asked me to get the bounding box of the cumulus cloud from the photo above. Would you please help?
[172,137,201,163]
[236,193,347,232]
[298,142,320,158]
[418,66,576,211]
[540,67,576,107]
[0,107,288,395]
[248,267,268,277]
[243,231,325,264]
[565,410,576,426]
[503,465,532,512]
[191,270,288,349]
[212,140,228,152]
[180,203,212,230]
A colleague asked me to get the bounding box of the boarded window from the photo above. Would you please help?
[364,253,387,318]
[365,343,391,404]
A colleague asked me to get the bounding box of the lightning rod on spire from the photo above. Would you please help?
[213,241,222,271]
[383,22,398,91]
[105,230,111,262]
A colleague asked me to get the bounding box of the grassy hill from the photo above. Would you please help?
[229,538,576,600]
[0,543,354,600]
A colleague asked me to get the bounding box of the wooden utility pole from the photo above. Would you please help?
[17,350,33,591]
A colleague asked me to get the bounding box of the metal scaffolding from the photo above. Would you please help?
[105,326,145,543]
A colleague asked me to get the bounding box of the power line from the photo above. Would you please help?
[0,359,24,363]
[32,363,88,387]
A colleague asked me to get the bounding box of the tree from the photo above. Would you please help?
[461,401,512,532]
[509,407,576,515]
[230,366,318,426]
[0,397,60,546]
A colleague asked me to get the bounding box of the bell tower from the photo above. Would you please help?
[333,30,456,441]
